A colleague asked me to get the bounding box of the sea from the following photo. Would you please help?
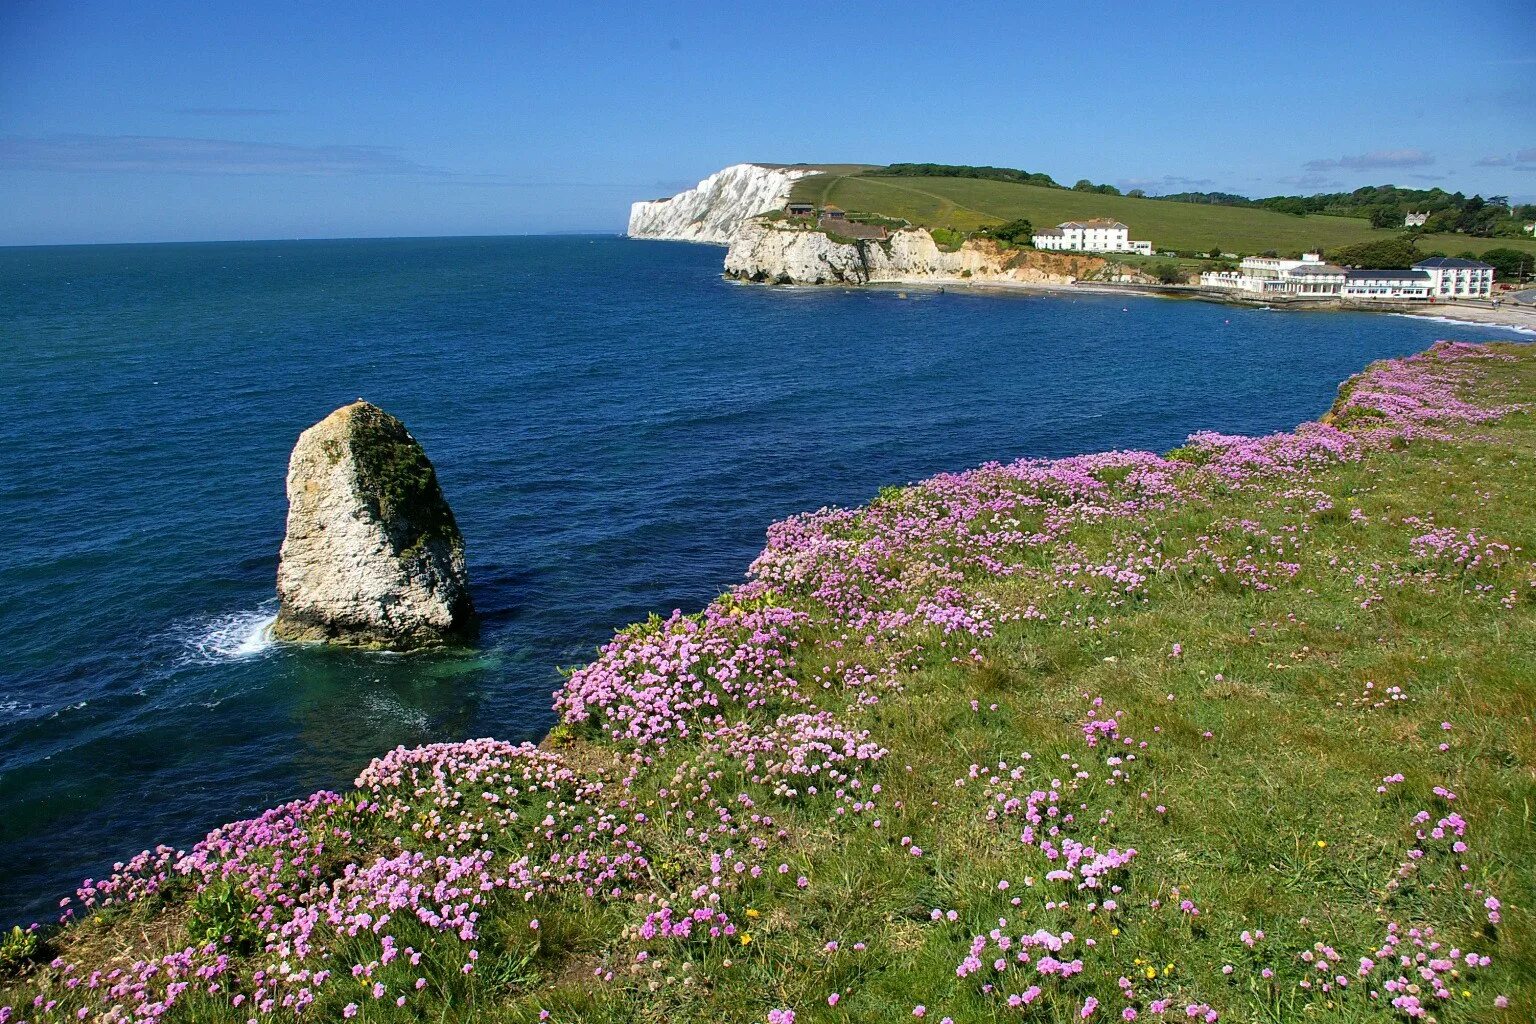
[0,234,1526,926]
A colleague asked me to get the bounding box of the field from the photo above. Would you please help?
[4,342,1534,1023]
[789,172,1536,259]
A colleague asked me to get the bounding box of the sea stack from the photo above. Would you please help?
[272,401,474,650]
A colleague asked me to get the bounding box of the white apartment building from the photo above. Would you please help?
[1033,219,1152,254]
[1403,211,1429,228]
[1413,257,1494,298]
[1341,269,1431,300]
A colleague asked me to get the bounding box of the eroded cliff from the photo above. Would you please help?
[627,164,817,244]
[723,219,1111,287]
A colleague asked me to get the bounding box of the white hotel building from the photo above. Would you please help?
[1199,253,1344,298]
[1032,219,1153,255]
[1201,253,1493,301]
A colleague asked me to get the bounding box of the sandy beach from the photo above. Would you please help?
[889,276,1536,334]
[1386,301,1536,334]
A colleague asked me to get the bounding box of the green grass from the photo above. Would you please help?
[790,172,1536,259]
[6,346,1534,1023]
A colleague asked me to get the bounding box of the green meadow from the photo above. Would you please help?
[788,172,1536,259]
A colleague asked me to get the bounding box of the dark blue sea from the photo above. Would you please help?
[0,234,1526,926]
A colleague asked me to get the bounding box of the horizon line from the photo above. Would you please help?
[0,229,630,251]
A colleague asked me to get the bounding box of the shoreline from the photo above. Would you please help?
[744,271,1536,332]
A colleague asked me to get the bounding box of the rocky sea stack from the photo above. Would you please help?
[272,401,474,650]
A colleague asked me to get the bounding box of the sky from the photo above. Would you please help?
[1,0,1533,246]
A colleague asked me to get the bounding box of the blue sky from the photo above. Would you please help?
[2,0,1533,245]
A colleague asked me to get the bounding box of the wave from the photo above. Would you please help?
[175,602,280,664]
[1387,312,1536,337]
[0,698,35,724]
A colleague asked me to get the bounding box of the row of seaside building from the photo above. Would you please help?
[1024,219,1497,301]
[1199,253,1495,301]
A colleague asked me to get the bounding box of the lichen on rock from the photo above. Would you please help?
[272,401,474,650]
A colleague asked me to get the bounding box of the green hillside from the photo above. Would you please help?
[7,343,1532,1023]
[790,171,1536,258]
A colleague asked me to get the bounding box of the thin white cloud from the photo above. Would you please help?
[1276,173,1342,191]
[0,134,429,175]
[1472,148,1535,168]
[1304,148,1434,172]
[1117,174,1216,192]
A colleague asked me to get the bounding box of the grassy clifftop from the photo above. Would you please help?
[4,343,1534,1023]
[789,171,1536,259]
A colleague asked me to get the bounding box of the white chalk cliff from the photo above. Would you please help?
[723,220,1110,287]
[628,163,1132,287]
[627,163,817,244]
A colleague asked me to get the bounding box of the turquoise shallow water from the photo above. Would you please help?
[0,234,1526,926]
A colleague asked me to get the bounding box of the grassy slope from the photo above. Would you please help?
[789,172,1536,258]
[4,345,1534,1024]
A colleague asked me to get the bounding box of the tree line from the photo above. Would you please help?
[1162,186,1534,239]
[870,164,1062,189]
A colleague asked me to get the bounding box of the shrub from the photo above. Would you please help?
[929,227,965,251]
[1480,248,1533,280]
[980,218,1034,245]
[186,879,261,954]
[1329,237,1420,269]
[0,926,38,975]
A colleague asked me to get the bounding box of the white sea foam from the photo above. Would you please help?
[360,690,430,732]
[178,604,279,664]
[0,698,33,723]
[1388,312,1536,337]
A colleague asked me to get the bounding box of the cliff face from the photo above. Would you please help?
[627,164,817,244]
[724,220,1109,286]
[273,401,474,650]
